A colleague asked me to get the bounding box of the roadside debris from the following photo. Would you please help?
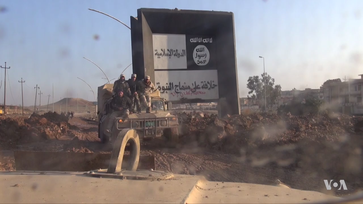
[0,112,77,148]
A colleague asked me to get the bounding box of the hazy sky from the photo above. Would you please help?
[0,0,362,106]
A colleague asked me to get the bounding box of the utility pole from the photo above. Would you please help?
[34,85,40,112]
[52,84,55,112]
[47,94,50,111]
[59,96,62,113]
[38,91,43,108]
[0,62,11,114]
[259,56,267,112]
[18,78,25,115]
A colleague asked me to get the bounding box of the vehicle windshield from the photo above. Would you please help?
[151,100,165,111]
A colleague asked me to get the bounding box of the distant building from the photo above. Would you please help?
[240,97,258,106]
[196,103,217,109]
[321,78,343,104]
[279,88,323,105]
[320,75,363,114]
[321,75,363,104]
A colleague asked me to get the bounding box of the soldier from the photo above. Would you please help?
[127,73,141,113]
[138,75,156,113]
[104,90,132,137]
[113,74,131,97]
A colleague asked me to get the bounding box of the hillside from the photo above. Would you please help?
[53,98,97,107]
[25,98,97,113]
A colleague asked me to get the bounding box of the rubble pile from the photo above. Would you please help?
[62,137,94,153]
[25,112,71,126]
[0,118,29,148]
[176,112,363,153]
[0,112,76,148]
[177,111,363,188]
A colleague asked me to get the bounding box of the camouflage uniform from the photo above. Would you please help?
[138,75,155,113]
[127,74,141,113]
[104,91,132,136]
[113,74,131,97]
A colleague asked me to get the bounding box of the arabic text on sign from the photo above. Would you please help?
[154,49,186,59]
[156,81,218,94]
[193,45,210,66]
[195,52,207,60]
[190,37,213,43]
[196,47,205,52]
[196,59,207,65]
[170,90,207,98]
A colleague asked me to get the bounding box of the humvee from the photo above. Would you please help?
[97,84,180,144]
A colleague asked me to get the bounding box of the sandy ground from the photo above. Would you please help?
[0,172,338,204]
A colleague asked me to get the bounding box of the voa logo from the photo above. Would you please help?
[323,180,348,190]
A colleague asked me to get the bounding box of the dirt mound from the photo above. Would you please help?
[177,112,362,150]
[62,137,94,153]
[174,111,363,194]
[0,112,78,149]
[354,118,363,132]
[0,118,30,148]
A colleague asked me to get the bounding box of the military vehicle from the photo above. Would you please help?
[97,84,180,145]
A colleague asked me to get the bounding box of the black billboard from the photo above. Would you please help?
[130,8,241,117]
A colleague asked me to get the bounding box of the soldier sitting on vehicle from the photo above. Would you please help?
[127,73,141,114]
[138,75,156,113]
[113,74,131,97]
[104,90,132,137]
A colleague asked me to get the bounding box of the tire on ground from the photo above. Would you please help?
[163,128,179,147]
[100,133,109,144]
[107,129,140,173]
[99,115,110,144]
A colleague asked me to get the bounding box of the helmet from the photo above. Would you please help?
[145,75,150,80]
[120,74,125,78]
[131,74,137,78]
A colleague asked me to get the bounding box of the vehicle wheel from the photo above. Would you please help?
[100,133,110,144]
[99,116,110,144]
[98,121,101,139]
[107,129,140,172]
[163,128,179,148]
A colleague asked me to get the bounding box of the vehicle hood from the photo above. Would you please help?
[128,111,176,119]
